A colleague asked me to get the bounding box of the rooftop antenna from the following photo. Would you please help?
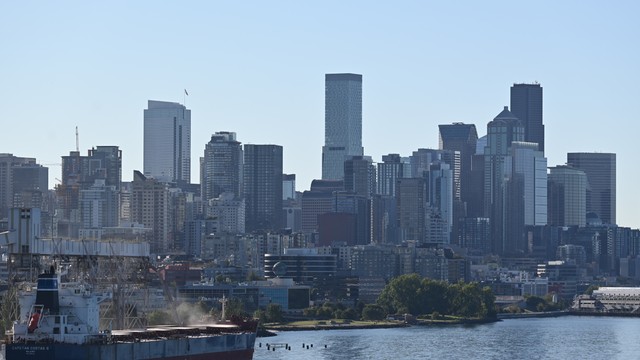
[75,126,79,152]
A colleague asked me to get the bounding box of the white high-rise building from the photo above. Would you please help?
[322,73,363,180]
[508,141,547,226]
[143,100,191,183]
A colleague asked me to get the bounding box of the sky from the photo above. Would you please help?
[1,2,639,227]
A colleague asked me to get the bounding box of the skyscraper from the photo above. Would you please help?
[143,100,191,183]
[202,132,243,201]
[244,144,283,232]
[344,155,376,198]
[567,152,616,225]
[377,154,404,196]
[424,162,454,244]
[396,177,426,242]
[438,123,478,202]
[510,83,544,152]
[0,154,39,217]
[131,170,169,254]
[548,165,587,227]
[484,106,524,255]
[58,146,122,238]
[322,73,363,180]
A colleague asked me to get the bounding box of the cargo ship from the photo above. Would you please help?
[5,267,257,359]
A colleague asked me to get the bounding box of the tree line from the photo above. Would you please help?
[377,274,497,319]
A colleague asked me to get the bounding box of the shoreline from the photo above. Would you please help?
[265,321,408,332]
[263,317,498,334]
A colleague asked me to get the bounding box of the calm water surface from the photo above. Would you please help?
[254,317,640,360]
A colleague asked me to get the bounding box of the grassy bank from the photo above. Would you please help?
[265,319,407,331]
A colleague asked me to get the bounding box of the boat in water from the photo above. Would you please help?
[5,267,257,359]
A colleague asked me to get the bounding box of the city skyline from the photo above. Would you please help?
[1,2,638,227]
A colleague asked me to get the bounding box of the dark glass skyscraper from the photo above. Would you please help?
[202,132,243,201]
[567,152,616,225]
[439,123,478,202]
[244,144,283,232]
[322,73,363,180]
[344,155,375,198]
[510,83,544,152]
[484,107,524,255]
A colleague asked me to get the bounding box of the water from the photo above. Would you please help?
[254,316,640,359]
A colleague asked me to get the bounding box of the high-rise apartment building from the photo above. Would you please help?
[202,132,243,201]
[78,179,119,238]
[396,177,426,242]
[511,83,544,152]
[377,154,404,196]
[301,180,343,234]
[567,152,616,225]
[88,146,122,190]
[344,156,376,198]
[548,165,587,227]
[143,100,191,183]
[0,154,39,218]
[58,146,122,237]
[322,73,363,180]
[131,170,169,253]
[244,144,283,232]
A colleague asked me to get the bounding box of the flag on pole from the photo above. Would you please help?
[184,89,189,96]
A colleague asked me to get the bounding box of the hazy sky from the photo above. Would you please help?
[2,2,639,227]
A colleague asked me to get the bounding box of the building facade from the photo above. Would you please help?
[143,100,191,183]
[322,73,363,180]
[131,171,169,254]
[510,83,544,152]
[548,166,587,227]
[244,144,283,232]
[567,152,616,225]
[483,106,524,255]
[202,132,243,201]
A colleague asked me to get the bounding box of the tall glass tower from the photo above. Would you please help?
[202,132,243,201]
[510,83,544,152]
[244,144,283,232]
[567,152,616,225]
[322,73,363,180]
[143,100,191,184]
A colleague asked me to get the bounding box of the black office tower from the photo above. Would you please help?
[511,83,544,152]
[244,144,283,232]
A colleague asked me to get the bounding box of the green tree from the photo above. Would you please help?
[449,282,483,317]
[316,306,333,320]
[303,307,317,318]
[225,298,247,319]
[337,308,359,320]
[525,296,547,312]
[480,286,497,318]
[265,303,283,323]
[361,304,386,321]
[377,274,424,315]
[421,279,450,314]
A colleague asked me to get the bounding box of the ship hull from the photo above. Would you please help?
[6,332,256,360]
